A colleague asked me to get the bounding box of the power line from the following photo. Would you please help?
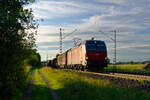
[99,30,114,41]
[59,28,77,54]
[99,30,117,64]
[59,28,63,54]
[113,30,117,64]
[62,29,77,39]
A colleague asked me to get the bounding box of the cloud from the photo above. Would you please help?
[38,49,58,61]
[118,44,150,50]
[38,46,59,51]
[26,0,118,19]
[95,0,125,5]
[29,0,150,61]
[26,1,89,19]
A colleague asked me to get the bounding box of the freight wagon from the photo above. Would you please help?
[48,58,58,68]
[57,39,108,71]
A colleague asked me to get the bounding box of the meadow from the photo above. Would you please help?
[12,66,150,100]
[104,64,150,74]
[107,64,145,70]
[39,67,150,100]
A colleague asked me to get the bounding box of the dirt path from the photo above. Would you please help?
[22,70,35,100]
[38,69,60,100]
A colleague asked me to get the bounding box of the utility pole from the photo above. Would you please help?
[99,29,117,74]
[59,28,77,66]
[112,30,117,74]
[59,28,77,53]
[46,54,48,66]
[113,30,117,65]
[99,30,117,64]
[60,28,62,54]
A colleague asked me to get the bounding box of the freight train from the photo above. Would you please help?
[56,39,108,71]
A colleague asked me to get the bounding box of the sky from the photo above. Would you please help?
[26,0,150,62]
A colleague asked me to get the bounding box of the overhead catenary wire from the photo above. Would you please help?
[98,30,117,64]
[62,29,77,39]
[59,28,77,54]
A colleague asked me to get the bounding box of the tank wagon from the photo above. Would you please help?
[57,40,108,71]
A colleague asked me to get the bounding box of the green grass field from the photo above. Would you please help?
[40,67,150,100]
[12,66,150,100]
[31,69,52,100]
[104,64,150,74]
[107,64,145,70]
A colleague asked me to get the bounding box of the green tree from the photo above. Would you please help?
[129,61,136,64]
[26,49,41,67]
[0,0,38,98]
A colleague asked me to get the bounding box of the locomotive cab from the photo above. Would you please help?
[85,40,107,71]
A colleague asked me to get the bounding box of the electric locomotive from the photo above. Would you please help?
[57,39,107,71]
[85,40,107,71]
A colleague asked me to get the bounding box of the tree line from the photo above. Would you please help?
[0,0,40,99]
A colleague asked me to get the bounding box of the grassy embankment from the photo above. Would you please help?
[12,66,33,100]
[105,64,150,74]
[40,67,150,100]
[31,69,52,100]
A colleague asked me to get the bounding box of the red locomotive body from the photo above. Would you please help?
[85,40,107,71]
[57,40,107,71]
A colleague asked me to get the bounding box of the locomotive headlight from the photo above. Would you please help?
[105,57,109,61]
[85,54,88,60]
[105,57,110,63]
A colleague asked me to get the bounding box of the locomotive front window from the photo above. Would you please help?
[86,41,106,52]
[86,44,96,51]
[96,43,106,52]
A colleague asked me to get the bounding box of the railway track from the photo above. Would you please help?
[103,70,150,76]
[63,68,150,78]
[79,71,150,91]
[85,71,150,82]
[63,69,150,91]
[63,69,150,82]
